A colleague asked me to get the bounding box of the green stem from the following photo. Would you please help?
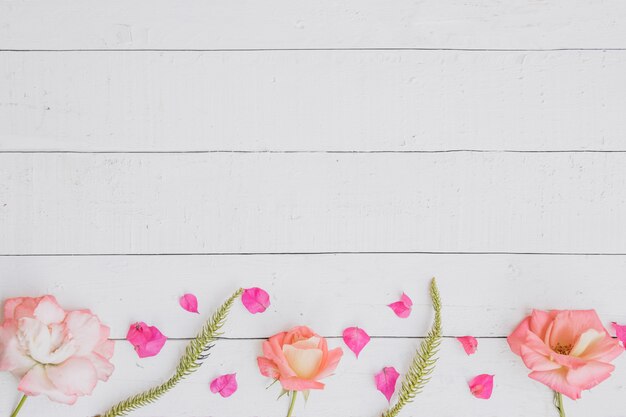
[10,395,27,417]
[553,391,566,417]
[285,391,298,417]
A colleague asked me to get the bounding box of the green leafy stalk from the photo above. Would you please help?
[99,288,243,417]
[382,278,442,417]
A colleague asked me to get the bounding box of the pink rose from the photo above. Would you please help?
[0,296,115,404]
[508,309,623,400]
[257,326,343,391]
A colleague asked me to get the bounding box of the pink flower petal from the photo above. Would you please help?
[126,322,167,358]
[179,293,199,314]
[457,336,478,355]
[241,287,270,314]
[375,366,400,402]
[469,374,494,399]
[400,293,413,308]
[388,293,412,318]
[612,322,626,346]
[210,373,238,398]
[342,327,371,358]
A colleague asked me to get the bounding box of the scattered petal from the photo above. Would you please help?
[469,374,494,399]
[342,327,371,358]
[612,322,626,346]
[179,293,199,314]
[375,366,400,402]
[126,322,167,358]
[388,292,412,318]
[457,336,478,355]
[210,373,238,398]
[242,287,270,314]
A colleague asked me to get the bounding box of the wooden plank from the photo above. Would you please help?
[0,254,624,338]
[0,338,623,417]
[1,0,626,50]
[1,152,626,254]
[2,51,626,152]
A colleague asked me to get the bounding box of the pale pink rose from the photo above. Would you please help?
[257,326,343,391]
[508,309,623,400]
[0,296,115,405]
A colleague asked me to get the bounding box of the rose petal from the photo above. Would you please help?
[210,373,238,398]
[457,336,478,355]
[612,322,626,346]
[241,287,270,314]
[375,366,400,402]
[387,303,410,318]
[400,293,413,308]
[342,327,370,358]
[469,374,494,399]
[388,293,412,318]
[126,322,167,358]
[179,294,199,314]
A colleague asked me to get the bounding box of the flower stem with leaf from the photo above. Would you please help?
[9,395,27,417]
[99,289,243,417]
[553,391,566,417]
[382,278,442,417]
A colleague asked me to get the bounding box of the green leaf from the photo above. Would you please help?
[381,278,442,417]
[99,289,243,417]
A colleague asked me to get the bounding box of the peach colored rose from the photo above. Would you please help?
[0,296,115,404]
[257,326,343,391]
[508,309,623,400]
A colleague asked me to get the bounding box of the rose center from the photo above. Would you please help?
[552,342,573,355]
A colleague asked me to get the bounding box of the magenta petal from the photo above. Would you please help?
[400,292,413,308]
[241,287,270,314]
[342,327,371,358]
[179,293,199,313]
[612,322,626,346]
[375,366,400,402]
[126,322,167,358]
[469,374,494,399]
[457,336,478,355]
[210,373,238,398]
[388,302,411,318]
[388,293,412,318]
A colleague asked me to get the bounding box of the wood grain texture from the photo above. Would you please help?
[0,254,624,339]
[0,339,624,417]
[2,50,626,151]
[1,0,626,50]
[2,2,626,416]
[1,152,626,254]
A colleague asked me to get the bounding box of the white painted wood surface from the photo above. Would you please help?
[2,0,626,50]
[2,153,626,254]
[1,1,625,416]
[2,51,626,151]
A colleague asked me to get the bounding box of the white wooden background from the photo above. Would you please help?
[1,1,626,416]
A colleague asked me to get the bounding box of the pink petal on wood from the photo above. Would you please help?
[388,293,412,318]
[612,322,626,346]
[210,373,238,398]
[469,374,494,399]
[457,336,478,355]
[342,327,371,358]
[126,322,167,358]
[241,287,270,314]
[375,366,400,402]
[179,293,199,313]
[400,292,413,307]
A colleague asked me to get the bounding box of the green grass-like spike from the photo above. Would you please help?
[382,278,442,417]
[98,288,243,417]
